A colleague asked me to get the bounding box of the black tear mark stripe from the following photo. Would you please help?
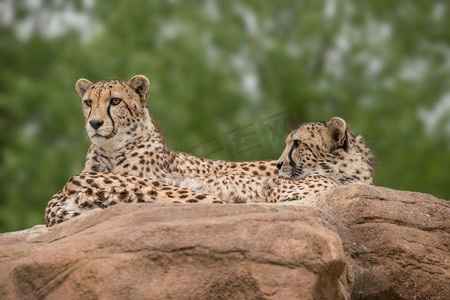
[87,88,93,120]
[107,103,115,132]
[110,82,134,117]
[288,142,296,167]
[87,106,92,120]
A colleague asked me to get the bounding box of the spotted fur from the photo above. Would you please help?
[46,172,224,226]
[45,75,374,226]
[45,75,276,226]
[276,117,374,184]
[77,75,278,179]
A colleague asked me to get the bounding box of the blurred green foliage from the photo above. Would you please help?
[1,0,449,232]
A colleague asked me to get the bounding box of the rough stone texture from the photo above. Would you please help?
[1,185,449,300]
[0,204,350,300]
[296,184,450,300]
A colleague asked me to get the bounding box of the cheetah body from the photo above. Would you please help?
[46,75,277,226]
[45,75,373,226]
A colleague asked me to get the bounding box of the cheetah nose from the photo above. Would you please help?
[276,162,283,170]
[89,119,104,130]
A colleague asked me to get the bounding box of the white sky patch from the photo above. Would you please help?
[241,71,260,103]
[399,58,429,82]
[335,31,351,53]
[0,0,14,26]
[201,31,220,64]
[365,57,383,78]
[21,121,40,138]
[230,53,261,103]
[431,2,446,21]
[285,41,301,58]
[234,4,259,37]
[379,23,392,40]
[324,48,344,77]
[418,93,450,135]
[13,0,102,42]
[26,0,42,10]
[83,0,95,9]
[230,53,245,71]
[15,18,33,40]
[204,0,220,22]
[159,21,181,41]
[324,0,337,19]
[323,24,354,77]
[366,18,392,46]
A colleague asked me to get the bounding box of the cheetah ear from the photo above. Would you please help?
[327,117,347,147]
[128,75,149,101]
[75,78,93,98]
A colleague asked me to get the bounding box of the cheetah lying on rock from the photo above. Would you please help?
[45,75,374,226]
[176,116,374,201]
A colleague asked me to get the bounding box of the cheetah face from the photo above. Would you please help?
[75,75,149,149]
[276,117,348,180]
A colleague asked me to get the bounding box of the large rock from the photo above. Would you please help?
[1,185,448,299]
[0,204,351,300]
[298,184,450,299]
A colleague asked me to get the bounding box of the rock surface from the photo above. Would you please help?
[0,184,449,300]
[0,204,350,300]
[298,184,450,299]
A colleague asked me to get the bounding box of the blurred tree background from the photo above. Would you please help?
[0,0,449,232]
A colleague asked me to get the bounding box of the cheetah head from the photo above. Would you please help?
[276,117,374,184]
[75,75,150,149]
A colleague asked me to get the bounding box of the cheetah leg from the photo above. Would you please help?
[174,174,339,204]
[266,176,337,202]
[45,172,224,227]
[174,174,271,203]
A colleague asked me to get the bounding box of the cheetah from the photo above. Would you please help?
[45,75,277,226]
[77,76,277,179]
[276,117,374,184]
[45,75,373,226]
[176,117,374,202]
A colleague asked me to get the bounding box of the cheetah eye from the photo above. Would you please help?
[110,98,122,106]
[84,99,92,107]
[292,140,300,148]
